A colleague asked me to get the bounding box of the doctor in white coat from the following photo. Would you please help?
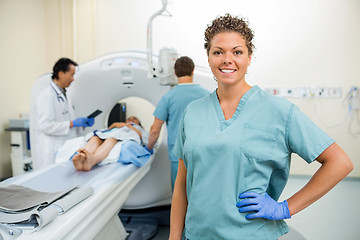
[34,58,95,170]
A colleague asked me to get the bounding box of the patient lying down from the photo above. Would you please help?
[72,116,149,171]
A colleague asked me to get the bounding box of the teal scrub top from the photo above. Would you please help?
[153,84,209,162]
[173,86,334,240]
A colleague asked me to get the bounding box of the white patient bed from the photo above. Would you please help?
[0,152,155,240]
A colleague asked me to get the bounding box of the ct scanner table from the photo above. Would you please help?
[0,155,154,240]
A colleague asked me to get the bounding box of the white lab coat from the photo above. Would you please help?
[34,82,82,170]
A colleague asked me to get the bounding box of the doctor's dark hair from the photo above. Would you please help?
[51,58,78,80]
[204,14,255,56]
[174,56,195,77]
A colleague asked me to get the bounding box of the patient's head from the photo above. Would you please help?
[126,116,142,127]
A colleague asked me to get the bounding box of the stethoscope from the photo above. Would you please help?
[50,82,69,115]
[50,82,66,103]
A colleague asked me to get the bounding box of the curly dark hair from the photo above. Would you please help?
[204,13,255,55]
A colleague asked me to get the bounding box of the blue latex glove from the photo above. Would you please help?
[86,117,95,127]
[236,191,291,220]
[73,117,94,127]
[144,146,154,155]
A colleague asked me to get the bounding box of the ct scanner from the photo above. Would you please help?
[0,50,216,240]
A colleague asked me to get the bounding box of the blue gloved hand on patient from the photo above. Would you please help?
[144,146,154,155]
[73,117,95,127]
[236,191,291,220]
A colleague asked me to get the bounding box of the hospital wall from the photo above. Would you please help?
[0,0,359,180]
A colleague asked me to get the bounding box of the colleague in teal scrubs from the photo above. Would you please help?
[147,56,209,191]
[169,14,353,240]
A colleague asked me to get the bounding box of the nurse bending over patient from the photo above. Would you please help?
[72,116,149,171]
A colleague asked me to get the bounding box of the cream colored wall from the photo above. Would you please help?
[0,0,46,179]
[0,0,359,179]
[0,0,74,179]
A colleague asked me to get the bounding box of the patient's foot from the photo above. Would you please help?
[72,149,86,171]
[81,149,96,171]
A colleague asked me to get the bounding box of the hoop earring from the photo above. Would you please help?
[213,76,217,82]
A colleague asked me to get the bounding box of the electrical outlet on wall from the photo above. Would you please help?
[263,87,342,98]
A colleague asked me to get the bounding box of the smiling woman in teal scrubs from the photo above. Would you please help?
[169,14,353,240]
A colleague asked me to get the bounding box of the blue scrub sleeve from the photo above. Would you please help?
[173,107,186,162]
[153,95,168,122]
[287,106,334,163]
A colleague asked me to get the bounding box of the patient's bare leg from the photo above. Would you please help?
[82,138,118,171]
[72,136,104,171]
[84,136,104,154]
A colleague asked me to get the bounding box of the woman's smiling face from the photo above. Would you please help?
[208,31,252,87]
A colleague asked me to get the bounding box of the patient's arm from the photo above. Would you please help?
[108,122,143,140]
[125,123,142,139]
[108,122,126,129]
